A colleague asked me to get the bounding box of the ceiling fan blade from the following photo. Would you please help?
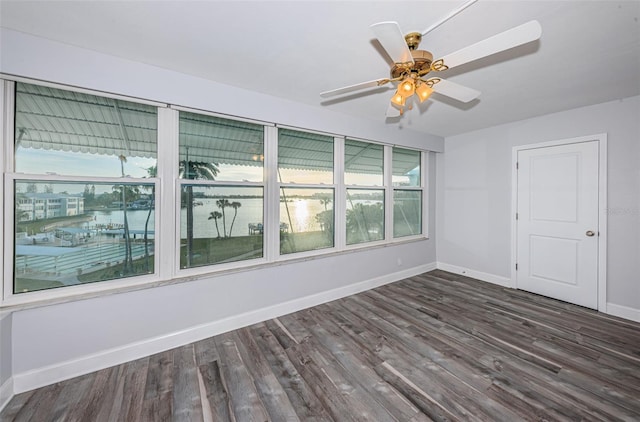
[320,78,390,98]
[432,20,542,71]
[429,78,480,103]
[370,21,414,64]
[386,103,401,118]
[421,0,478,36]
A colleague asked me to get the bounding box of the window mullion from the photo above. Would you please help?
[422,151,429,238]
[2,80,15,173]
[158,107,179,279]
[384,144,393,241]
[264,125,279,262]
[1,81,11,301]
[334,137,345,249]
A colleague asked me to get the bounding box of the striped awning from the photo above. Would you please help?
[15,83,419,175]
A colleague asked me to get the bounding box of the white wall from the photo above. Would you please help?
[0,312,12,409]
[437,96,640,314]
[0,29,439,394]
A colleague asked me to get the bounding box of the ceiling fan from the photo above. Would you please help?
[320,0,542,117]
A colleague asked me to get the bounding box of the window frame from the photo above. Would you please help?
[344,138,388,249]
[391,146,427,240]
[275,127,338,259]
[3,78,165,305]
[175,109,271,277]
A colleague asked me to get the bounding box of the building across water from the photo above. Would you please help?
[16,193,85,221]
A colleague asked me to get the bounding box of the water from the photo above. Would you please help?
[87,198,330,238]
[88,209,155,232]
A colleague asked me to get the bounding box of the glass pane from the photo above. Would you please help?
[14,180,155,294]
[179,112,264,182]
[280,188,334,254]
[392,147,421,187]
[346,189,385,245]
[278,129,333,184]
[15,82,157,178]
[345,139,383,186]
[180,185,263,268]
[394,190,422,237]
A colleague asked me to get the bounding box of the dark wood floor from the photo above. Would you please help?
[2,270,640,421]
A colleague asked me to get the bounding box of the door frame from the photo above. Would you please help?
[510,134,607,311]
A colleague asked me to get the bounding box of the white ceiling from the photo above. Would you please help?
[1,0,639,137]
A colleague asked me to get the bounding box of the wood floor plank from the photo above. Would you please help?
[171,344,204,421]
[233,328,301,421]
[198,360,232,422]
[214,332,271,421]
[2,270,639,421]
[251,322,332,421]
[194,336,221,366]
[10,382,63,422]
[0,390,35,422]
[46,372,95,421]
[141,349,174,421]
[72,365,122,422]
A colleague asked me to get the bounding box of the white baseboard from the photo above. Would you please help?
[0,377,13,413]
[436,262,513,288]
[606,303,640,323]
[12,262,437,394]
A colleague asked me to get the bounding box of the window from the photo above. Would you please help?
[179,185,263,267]
[12,82,158,294]
[345,139,385,245]
[3,78,429,303]
[278,129,334,254]
[392,147,423,237]
[178,111,264,268]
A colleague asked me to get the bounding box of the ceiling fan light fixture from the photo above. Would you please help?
[391,90,406,107]
[416,82,434,102]
[399,77,415,97]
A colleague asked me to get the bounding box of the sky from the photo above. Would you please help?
[14,147,412,196]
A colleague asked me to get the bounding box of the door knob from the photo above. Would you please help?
[586,230,595,237]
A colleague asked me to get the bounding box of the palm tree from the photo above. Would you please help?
[208,211,223,239]
[143,165,156,272]
[117,154,134,274]
[216,199,230,237]
[319,195,332,211]
[180,159,219,266]
[228,201,242,237]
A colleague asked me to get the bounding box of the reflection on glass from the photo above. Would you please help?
[393,147,421,187]
[346,189,385,245]
[14,180,155,294]
[14,83,158,178]
[280,188,334,254]
[394,190,422,237]
[345,139,383,186]
[179,112,264,182]
[180,185,263,268]
[278,129,333,184]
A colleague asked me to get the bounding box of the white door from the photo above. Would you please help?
[516,141,599,309]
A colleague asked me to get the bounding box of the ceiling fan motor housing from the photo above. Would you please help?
[390,50,434,79]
